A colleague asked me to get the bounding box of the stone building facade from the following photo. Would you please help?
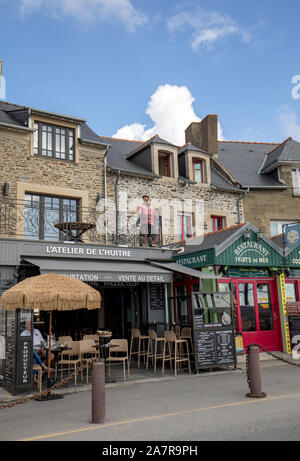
[0,102,244,246]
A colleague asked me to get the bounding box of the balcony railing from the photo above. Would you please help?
[0,198,163,247]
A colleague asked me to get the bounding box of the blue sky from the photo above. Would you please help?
[1,0,300,145]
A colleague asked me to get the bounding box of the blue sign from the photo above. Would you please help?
[285,224,300,248]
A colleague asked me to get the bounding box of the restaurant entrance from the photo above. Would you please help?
[219,278,282,351]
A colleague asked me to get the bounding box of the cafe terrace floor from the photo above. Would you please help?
[0,352,294,403]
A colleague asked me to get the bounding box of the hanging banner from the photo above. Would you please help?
[285,224,300,248]
[279,272,291,354]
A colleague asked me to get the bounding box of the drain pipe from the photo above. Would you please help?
[115,169,121,245]
[236,187,249,224]
[103,146,111,244]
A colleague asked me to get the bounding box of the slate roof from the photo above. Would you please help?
[126,134,177,159]
[260,137,300,173]
[172,223,247,253]
[217,141,286,188]
[98,136,159,178]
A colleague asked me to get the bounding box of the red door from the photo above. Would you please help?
[235,279,282,352]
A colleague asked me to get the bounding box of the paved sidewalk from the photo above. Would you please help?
[1,351,297,404]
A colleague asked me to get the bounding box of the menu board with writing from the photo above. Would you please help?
[192,292,236,370]
[149,283,165,310]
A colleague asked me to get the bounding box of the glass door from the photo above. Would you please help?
[235,279,281,352]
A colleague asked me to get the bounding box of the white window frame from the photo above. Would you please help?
[270,220,299,237]
[292,168,300,195]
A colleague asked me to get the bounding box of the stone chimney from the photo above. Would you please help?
[185,114,218,158]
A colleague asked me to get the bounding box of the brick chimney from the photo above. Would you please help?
[185,114,218,158]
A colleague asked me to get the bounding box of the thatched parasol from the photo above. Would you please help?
[1,273,101,381]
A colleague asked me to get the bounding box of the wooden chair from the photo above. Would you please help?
[146,329,166,373]
[58,336,73,345]
[129,328,149,368]
[60,340,79,361]
[32,364,42,392]
[162,330,191,377]
[58,341,81,386]
[79,340,97,383]
[178,327,194,357]
[107,339,130,381]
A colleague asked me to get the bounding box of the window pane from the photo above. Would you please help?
[239,283,256,331]
[43,196,60,241]
[34,123,38,154]
[257,284,274,331]
[24,194,40,240]
[286,283,297,302]
[193,161,203,183]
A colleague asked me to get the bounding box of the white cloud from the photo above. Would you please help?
[277,105,300,141]
[113,83,224,145]
[16,0,147,32]
[167,7,252,51]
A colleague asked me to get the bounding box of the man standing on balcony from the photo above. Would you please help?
[136,194,159,247]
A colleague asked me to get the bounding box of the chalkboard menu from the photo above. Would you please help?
[192,292,237,370]
[288,315,300,350]
[0,280,15,304]
[4,340,16,384]
[149,283,165,310]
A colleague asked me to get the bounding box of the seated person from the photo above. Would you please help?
[21,320,54,367]
[33,351,50,385]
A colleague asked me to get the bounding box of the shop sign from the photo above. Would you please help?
[174,249,213,268]
[286,248,300,267]
[285,224,300,248]
[217,236,281,267]
[228,267,269,278]
[60,272,170,283]
[46,245,133,258]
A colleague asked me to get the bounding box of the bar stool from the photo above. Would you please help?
[179,327,194,357]
[129,328,149,368]
[162,330,191,376]
[146,329,166,373]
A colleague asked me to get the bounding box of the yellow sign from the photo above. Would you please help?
[279,272,291,354]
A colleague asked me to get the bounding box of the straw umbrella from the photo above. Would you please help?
[1,273,101,382]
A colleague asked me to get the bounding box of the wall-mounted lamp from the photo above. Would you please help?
[244,230,251,241]
[3,183,9,196]
[96,193,101,204]
[256,230,264,241]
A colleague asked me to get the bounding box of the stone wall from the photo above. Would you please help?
[243,166,300,236]
[106,171,243,244]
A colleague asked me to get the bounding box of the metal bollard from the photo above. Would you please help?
[246,345,267,398]
[91,361,106,423]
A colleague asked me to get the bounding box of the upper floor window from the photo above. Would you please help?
[24,193,79,241]
[34,122,75,161]
[211,216,224,232]
[158,151,172,177]
[292,168,300,195]
[270,220,299,237]
[178,213,192,241]
[193,159,205,183]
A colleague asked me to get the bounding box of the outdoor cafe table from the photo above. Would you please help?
[54,221,96,243]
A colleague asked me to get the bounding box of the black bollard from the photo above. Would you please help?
[246,345,267,398]
[91,361,106,423]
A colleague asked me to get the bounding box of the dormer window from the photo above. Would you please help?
[193,159,205,183]
[158,151,172,177]
[34,121,75,161]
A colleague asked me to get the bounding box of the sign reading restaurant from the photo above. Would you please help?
[233,241,270,265]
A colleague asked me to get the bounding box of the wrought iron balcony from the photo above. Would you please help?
[0,198,163,247]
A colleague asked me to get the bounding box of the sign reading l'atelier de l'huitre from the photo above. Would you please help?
[174,232,282,268]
